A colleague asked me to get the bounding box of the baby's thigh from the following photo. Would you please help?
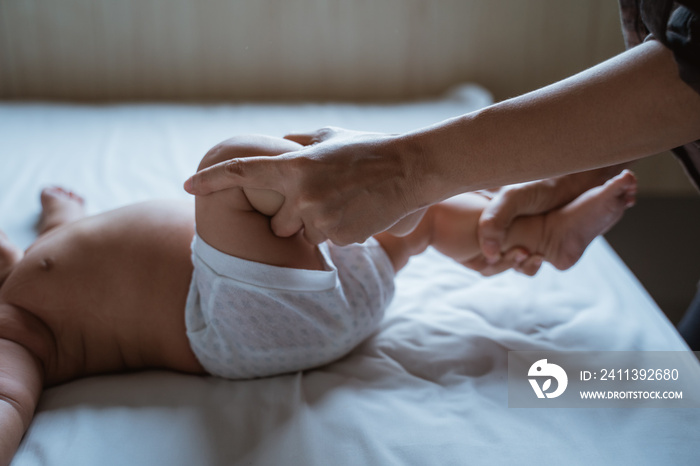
[197,134,301,171]
[194,135,323,270]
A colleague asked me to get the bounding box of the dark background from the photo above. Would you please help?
[605,195,700,325]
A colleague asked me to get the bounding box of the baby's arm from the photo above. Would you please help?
[0,304,46,466]
[0,339,43,465]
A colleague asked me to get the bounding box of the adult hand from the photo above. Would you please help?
[185,127,429,245]
[466,166,628,276]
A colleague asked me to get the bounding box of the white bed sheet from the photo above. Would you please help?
[1,87,698,466]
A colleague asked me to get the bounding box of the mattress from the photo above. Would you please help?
[1,86,697,465]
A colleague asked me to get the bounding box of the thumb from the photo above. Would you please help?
[284,126,345,146]
[478,188,529,263]
[184,155,283,196]
[284,132,316,146]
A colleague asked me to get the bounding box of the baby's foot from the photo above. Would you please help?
[540,170,637,270]
[38,186,86,235]
[0,230,23,283]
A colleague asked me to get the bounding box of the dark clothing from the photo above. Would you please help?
[619,0,700,190]
[679,287,700,350]
[619,1,700,349]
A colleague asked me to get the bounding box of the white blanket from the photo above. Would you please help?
[2,87,697,466]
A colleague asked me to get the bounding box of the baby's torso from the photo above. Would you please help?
[0,200,204,386]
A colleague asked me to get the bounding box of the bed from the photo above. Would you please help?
[1,85,698,466]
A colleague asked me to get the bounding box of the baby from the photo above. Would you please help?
[0,135,636,464]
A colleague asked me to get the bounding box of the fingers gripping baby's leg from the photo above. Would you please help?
[541,170,636,270]
[502,170,636,271]
[196,134,302,173]
[194,135,323,269]
[195,135,300,216]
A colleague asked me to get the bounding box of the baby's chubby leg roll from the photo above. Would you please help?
[374,196,488,272]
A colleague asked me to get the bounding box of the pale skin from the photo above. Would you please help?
[185,40,700,269]
[0,135,636,465]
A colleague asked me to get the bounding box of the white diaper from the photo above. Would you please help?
[185,233,395,379]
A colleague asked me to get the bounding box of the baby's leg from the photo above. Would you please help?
[376,170,635,273]
[195,135,325,270]
[374,194,489,271]
[503,170,636,270]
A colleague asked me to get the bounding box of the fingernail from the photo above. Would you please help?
[183,177,194,194]
[514,251,528,264]
[533,257,543,268]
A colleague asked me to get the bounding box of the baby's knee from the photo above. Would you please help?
[197,136,254,172]
[198,135,300,172]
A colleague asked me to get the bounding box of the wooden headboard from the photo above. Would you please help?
[0,0,623,102]
[3,0,695,194]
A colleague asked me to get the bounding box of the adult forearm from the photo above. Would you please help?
[400,40,700,202]
[184,39,698,246]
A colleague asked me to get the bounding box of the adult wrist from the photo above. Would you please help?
[390,130,455,212]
